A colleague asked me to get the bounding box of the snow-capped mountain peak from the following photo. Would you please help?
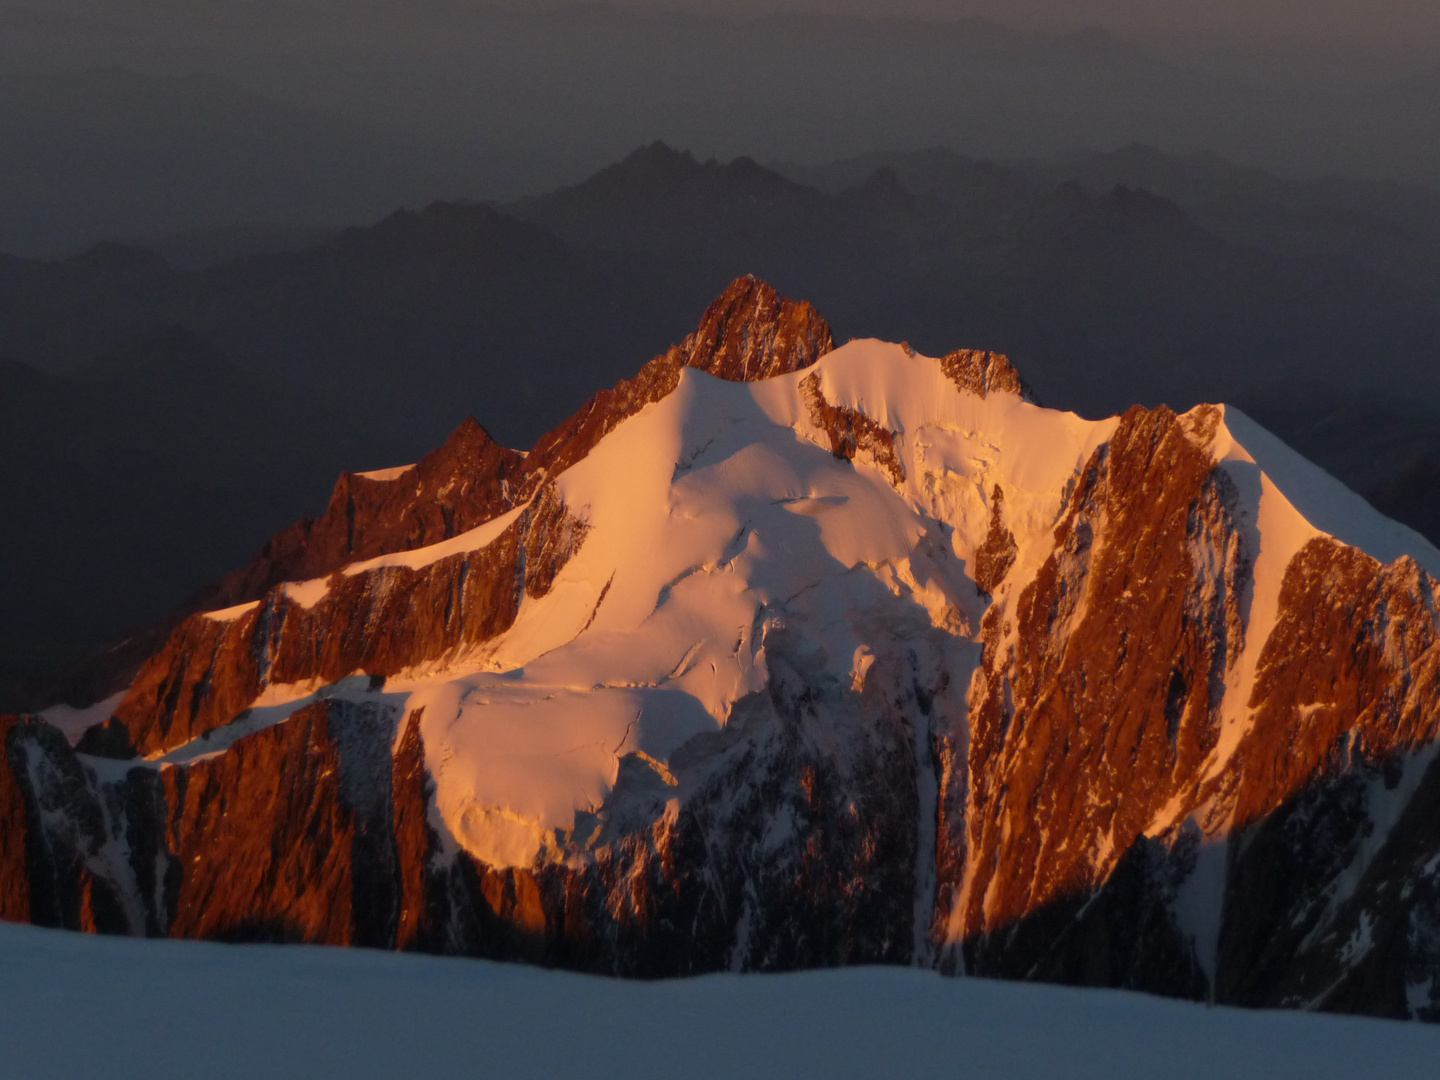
[8,278,1440,1020]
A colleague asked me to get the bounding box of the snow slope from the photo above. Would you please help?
[177,339,1440,873]
[407,342,1118,866]
[1,920,1436,1080]
[15,319,1440,1021]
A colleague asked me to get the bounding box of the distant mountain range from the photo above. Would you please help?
[3,140,1439,705]
[2,7,1439,255]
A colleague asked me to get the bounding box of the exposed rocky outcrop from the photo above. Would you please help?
[40,276,832,710]
[520,274,832,490]
[800,370,906,486]
[952,406,1248,955]
[118,482,586,757]
[195,418,527,616]
[0,698,407,945]
[971,484,1018,596]
[1214,537,1440,1015]
[164,698,404,946]
[939,349,1035,403]
[0,717,33,923]
[1232,540,1440,827]
[1,715,152,935]
[8,278,1440,1028]
[204,274,830,620]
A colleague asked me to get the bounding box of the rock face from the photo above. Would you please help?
[47,274,835,708]
[115,482,588,757]
[194,419,528,618]
[208,273,831,610]
[6,277,1440,1022]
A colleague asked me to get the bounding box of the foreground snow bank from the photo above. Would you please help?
[3,924,1437,1079]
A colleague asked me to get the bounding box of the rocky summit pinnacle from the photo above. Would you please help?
[5,279,1440,1023]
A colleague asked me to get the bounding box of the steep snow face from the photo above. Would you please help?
[159,339,1440,885]
[364,339,1440,871]
[14,323,1440,1009]
[1202,407,1440,789]
[401,341,1113,867]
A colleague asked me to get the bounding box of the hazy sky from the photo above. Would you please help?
[611,0,1440,51]
[13,0,1440,46]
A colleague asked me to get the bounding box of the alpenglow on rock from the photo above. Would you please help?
[6,276,1440,1020]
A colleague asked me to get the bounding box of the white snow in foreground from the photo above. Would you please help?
[1,921,1436,1080]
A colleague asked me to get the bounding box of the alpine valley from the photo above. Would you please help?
[7,276,1440,1023]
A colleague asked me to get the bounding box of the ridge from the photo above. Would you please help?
[11,289,1440,1025]
[41,276,832,708]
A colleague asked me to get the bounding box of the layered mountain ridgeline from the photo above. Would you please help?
[6,279,1440,1023]
[503,143,1440,424]
[27,277,831,714]
[0,328,417,710]
[0,201,715,454]
[4,142,1439,450]
[10,10,1440,259]
[6,142,1440,703]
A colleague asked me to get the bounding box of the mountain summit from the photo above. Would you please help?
[5,278,1440,1020]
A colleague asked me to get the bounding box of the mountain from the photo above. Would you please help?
[7,141,1437,442]
[780,142,1440,289]
[4,142,1440,712]
[0,201,719,452]
[6,4,1440,255]
[6,277,1440,1021]
[1368,458,1440,553]
[5,922,1440,1080]
[509,143,1440,423]
[0,328,413,709]
[1234,380,1440,493]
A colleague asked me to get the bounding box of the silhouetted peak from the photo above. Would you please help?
[341,201,570,260]
[855,166,910,201]
[604,143,802,197]
[619,141,700,172]
[1060,25,1146,62]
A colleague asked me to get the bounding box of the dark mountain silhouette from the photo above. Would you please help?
[0,202,720,451]
[3,142,1439,701]
[0,328,411,707]
[782,142,1440,287]
[1368,458,1440,551]
[4,7,1439,258]
[510,143,1440,422]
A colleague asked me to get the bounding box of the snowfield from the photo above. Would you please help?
[165,339,1440,879]
[18,332,1440,1047]
[2,920,1438,1079]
